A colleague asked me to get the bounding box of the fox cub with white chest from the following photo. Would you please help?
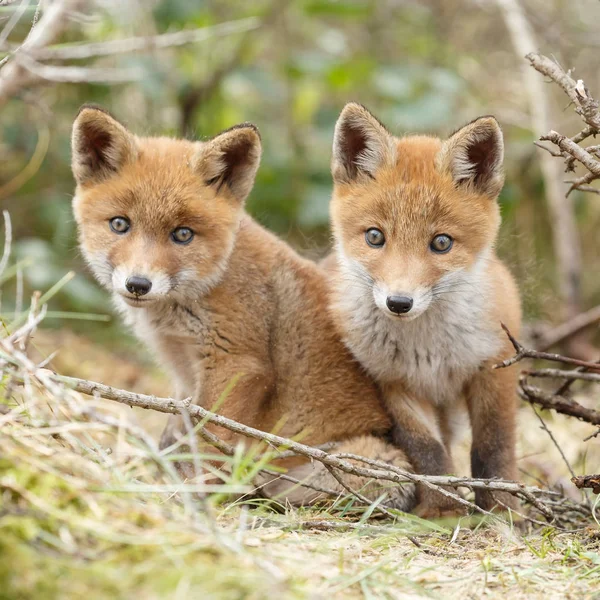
[71,105,416,509]
[328,103,521,516]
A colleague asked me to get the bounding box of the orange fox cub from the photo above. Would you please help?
[328,103,521,516]
[71,105,415,510]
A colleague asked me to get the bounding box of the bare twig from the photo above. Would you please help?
[22,17,260,61]
[523,368,600,383]
[497,325,600,431]
[527,52,600,198]
[0,210,11,278]
[0,0,81,108]
[518,377,600,426]
[49,374,567,523]
[571,475,600,494]
[531,407,577,481]
[526,53,600,130]
[0,7,259,108]
[15,54,143,83]
[583,429,600,442]
[495,323,600,371]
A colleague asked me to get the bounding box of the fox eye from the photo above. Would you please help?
[171,227,194,244]
[109,217,130,234]
[365,228,385,248]
[430,234,453,253]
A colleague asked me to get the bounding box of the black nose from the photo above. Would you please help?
[386,295,413,314]
[125,276,152,296]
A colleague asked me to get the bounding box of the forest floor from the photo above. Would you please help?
[1,329,599,600]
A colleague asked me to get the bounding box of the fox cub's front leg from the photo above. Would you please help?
[384,386,465,518]
[466,363,519,511]
[159,361,274,477]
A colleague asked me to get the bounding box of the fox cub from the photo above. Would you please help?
[327,103,521,516]
[71,105,415,509]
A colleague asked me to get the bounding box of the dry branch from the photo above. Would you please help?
[497,325,600,426]
[41,373,571,523]
[527,52,600,196]
[571,475,600,494]
[0,4,259,107]
[495,324,600,371]
[518,378,600,426]
[18,17,260,61]
[526,53,600,130]
[0,0,81,108]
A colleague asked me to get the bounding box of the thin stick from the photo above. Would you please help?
[531,406,577,480]
[52,375,561,514]
[495,324,600,371]
[25,17,260,60]
[518,377,600,426]
[0,211,11,278]
[571,475,600,494]
[523,368,600,383]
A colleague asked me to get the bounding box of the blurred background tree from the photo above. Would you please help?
[1,0,599,352]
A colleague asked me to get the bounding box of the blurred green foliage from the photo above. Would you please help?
[1,0,599,342]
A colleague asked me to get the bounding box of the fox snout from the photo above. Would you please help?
[125,276,152,297]
[386,295,413,315]
[373,283,431,321]
[111,265,172,305]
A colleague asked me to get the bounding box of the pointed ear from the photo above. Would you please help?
[437,116,504,198]
[332,103,396,183]
[194,123,261,203]
[71,105,137,186]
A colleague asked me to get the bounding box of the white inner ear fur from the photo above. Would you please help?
[332,105,396,181]
[436,118,504,197]
[192,127,261,202]
[71,109,138,185]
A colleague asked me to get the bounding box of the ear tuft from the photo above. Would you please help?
[332,103,396,183]
[71,105,136,186]
[437,116,504,198]
[194,123,261,202]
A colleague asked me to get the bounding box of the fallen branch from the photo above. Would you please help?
[44,373,570,523]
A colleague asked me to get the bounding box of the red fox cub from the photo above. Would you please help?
[71,105,415,509]
[327,103,521,517]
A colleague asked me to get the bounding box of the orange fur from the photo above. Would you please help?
[327,103,522,515]
[71,106,416,509]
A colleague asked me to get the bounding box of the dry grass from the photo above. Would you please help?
[0,327,599,599]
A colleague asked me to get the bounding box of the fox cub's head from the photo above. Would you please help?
[71,106,261,307]
[330,103,504,321]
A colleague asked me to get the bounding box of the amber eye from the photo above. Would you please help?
[109,217,130,234]
[430,234,453,253]
[171,227,194,244]
[365,228,385,248]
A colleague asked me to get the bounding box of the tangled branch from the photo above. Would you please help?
[0,1,260,108]
[41,374,577,523]
[497,324,600,498]
[527,53,600,196]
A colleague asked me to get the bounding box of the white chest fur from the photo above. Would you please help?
[114,296,210,397]
[334,252,502,405]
